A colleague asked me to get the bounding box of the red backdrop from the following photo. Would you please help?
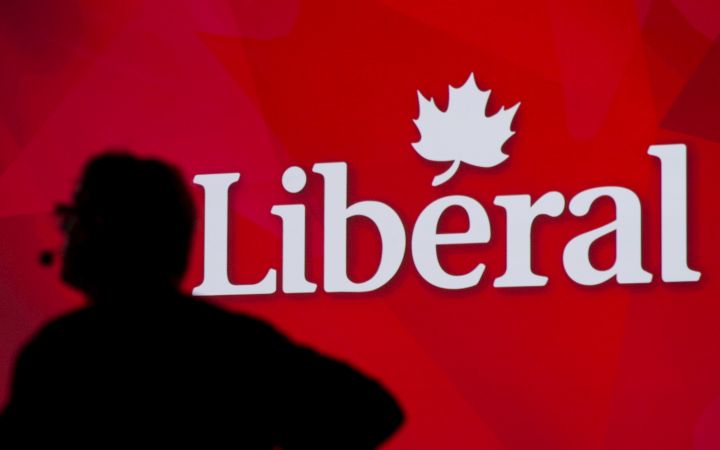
[1,1,720,449]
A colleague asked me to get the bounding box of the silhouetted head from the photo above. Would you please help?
[57,152,195,301]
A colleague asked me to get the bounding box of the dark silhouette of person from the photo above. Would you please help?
[0,152,403,448]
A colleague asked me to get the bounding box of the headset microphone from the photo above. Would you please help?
[39,249,56,267]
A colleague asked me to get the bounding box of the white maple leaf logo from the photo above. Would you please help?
[412,73,520,186]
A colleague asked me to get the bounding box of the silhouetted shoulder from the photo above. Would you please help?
[2,297,403,448]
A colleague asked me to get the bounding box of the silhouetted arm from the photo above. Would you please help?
[271,342,404,450]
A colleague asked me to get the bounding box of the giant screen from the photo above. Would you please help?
[1,1,719,449]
